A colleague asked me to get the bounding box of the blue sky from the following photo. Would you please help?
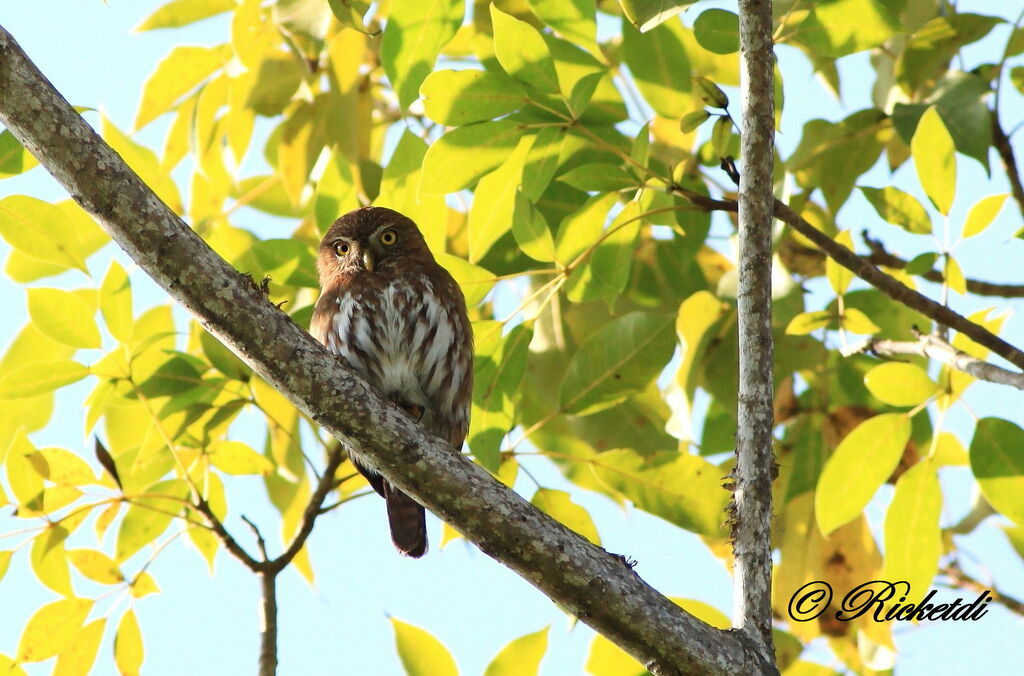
[1,1,1024,674]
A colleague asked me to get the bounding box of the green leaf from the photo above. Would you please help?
[694,9,738,54]
[784,310,833,335]
[621,16,690,118]
[0,130,39,178]
[521,126,566,202]
[100,260,133,343]
[815,413,911,535]
[484,626,549,676]
[468,137,531,262]
[326,0,375,34]
[710,117,732,158]
[134,0,235,31]
[557,163,633,192]
[27,288,101,349]
[695,76,729,109]
[865,362,940,407]
[491,5,560,94]
[470,323,533,471]
[420,119,523,194]
[565,200,641,304]
[912,106,956,215]
[511,192,556,262]
[962,193,1008,238]
[619,0,691,32]
[421,69,526,126]
[528,0,598,54]
[0,360,89,399]
[116,480,189,561]
[0,195,90,273]
[970,418,1024,525]
[679,110,710,133]
[134,45,225,130]
[114,610,144,676]
[795,0,898,57]
[882,458,941,605]
[788,109,886,213]
[859,186,932,235]
[136,355,205,398]
[554,193,617,265]
[16,598,92,663]
[211,441,275,476]
[559,311,676,416]
[590,449,728,537]
[381,0,463,109]
[391,618,458,676]
[532,489,600,544]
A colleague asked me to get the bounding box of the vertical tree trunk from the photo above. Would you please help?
[733,0,777,665]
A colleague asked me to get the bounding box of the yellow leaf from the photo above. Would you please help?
[67,548,124,584]
[391,618,459,676]
[94,502,122,543]
[210,440,275,476]
[531,489,600,545]
[53,619,105,676]
[585,633,644,676]
[16,598,93,662]
[0,360,90,399]
[864,362,939,407]
[881,459,941,605]
[932,431,968,467]
[135,45,226,130]
[39,447,97,485]
[439,522,463,549]
[826,230,854,294]
[31,525,73,596]
[912,106,956,215]
[131,571,161,598]
[0,196,90,274]
[962,193,1008,238]
[484,626,548,676]
[100,260,134,343]
[785,310,833,335]
[839,307,880,335]
[115,610,144,676]
[0,551,12,582]
[944,255,966,295]
[27,288,102,349]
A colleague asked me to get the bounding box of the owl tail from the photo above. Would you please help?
[384,482,427,558]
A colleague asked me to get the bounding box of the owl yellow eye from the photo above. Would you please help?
[333,241,350,256]
[380,229,398,246]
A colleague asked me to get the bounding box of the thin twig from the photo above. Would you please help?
[841,329,1024,390]
[863,233,1024,298]
[672,185,1024,371]
[242,515,270,561]
[942,561,1024,617]
[989,113,1024,220]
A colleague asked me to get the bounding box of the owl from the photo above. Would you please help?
[310,206,473,557]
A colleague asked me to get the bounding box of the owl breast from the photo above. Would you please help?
[322,275,468,439]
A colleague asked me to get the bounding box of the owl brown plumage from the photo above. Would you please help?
[310,206,472,557]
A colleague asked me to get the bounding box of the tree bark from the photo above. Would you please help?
[734,0,777,668]
[0,25,773,676]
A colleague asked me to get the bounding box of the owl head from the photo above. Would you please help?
[317,206,434,285]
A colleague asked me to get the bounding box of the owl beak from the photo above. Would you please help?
[362,249,375,272]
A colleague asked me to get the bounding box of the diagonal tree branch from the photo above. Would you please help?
[0,25,772,676]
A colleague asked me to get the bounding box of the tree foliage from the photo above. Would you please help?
[2,0,1024,674]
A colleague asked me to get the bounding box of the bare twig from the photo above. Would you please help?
[733,0,777,666]
[671,185,1024,371]
[242,515,270,562]
[992,111,1024,220]
[942,561,1024,617]
[841,329,1024,390]
[863,234,1024,298]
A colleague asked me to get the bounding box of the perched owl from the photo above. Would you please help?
[311,206,472,557]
